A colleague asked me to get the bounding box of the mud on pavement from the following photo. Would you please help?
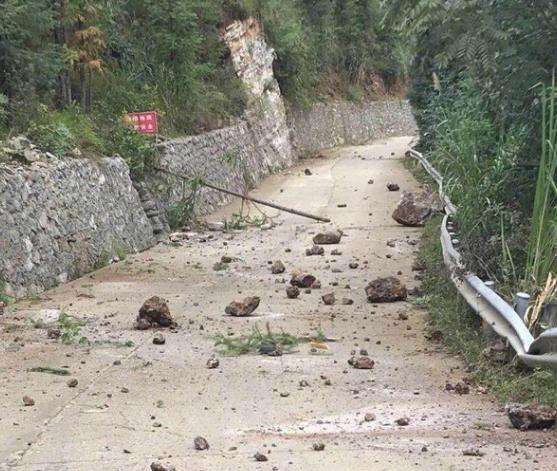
[1,136,556,470]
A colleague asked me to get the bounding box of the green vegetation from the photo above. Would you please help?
[28,366,71,376]
[58,312,88,345]
[388,2,557,323]
[214,323,299,356]
[0,0,404,172]
[416,218,557,407]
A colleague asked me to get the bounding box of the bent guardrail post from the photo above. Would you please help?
[407,148,557,372]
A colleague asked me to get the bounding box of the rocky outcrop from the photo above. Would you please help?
[0,156,154,298]
[149,18,295,217]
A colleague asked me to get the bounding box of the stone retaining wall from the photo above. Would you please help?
[0,157,154,297]
[288,100,416,153]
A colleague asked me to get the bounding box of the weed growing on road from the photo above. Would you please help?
[415,218,557,407]
[213,323,299,356]
[58,313,88,345]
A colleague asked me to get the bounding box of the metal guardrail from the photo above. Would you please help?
[408,149,557,372]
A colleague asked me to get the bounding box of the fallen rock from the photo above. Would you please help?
[364,412,376,422]
[312,442,325,451]
[22,395,35,406]
[348,356,375,370]
[136,297,174,329]
[313,230,342,245]
[462,448,485,457]
[67,378,78,388]
[506,403,557,431]
[395,417,410,426]
[304,168,312,176]
[271,260,286,274]
[392,190,441,227]
[365,277,407,303]
[194,436,210,451]
[305,245,325,256]
[286,286,300,299]
[387,183,400,191]
[291,273,316,288]
[322,293,335,305]
[259,344,282,356]
[47,328,61,339]
[206,358,220,369]
[454,382,470,395]
[153,333,166,345]
[151,463,176,471]
[254,452,268,462]
[225,297,260,317]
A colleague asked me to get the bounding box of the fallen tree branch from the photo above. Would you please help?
[154,166,331,223]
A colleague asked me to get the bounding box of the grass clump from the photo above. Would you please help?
[213,323,299,356]
[58,313,88,345]
[416,217,557,407]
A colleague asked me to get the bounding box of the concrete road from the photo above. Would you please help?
[1,136,556,470]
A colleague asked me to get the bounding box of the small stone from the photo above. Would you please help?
[153,333,166,345]
[341,298,354,305]
[313,230,342,245]
[151,462,176,471]
[331,249,342,256]
[271,260,286,274]
[206,358,220,369]
[291,273,317,288]
[22,395,35,406]
[348,356,375,370]
[306,245,325,256]
[194,436,210,451]
[348,262,359,269]
[299,379,310,387]
[395,417,410,426]
[286,286,300,299]
[387,183,400,191]
[398,312,409,321]
[47,328,61,339]
[225,296,260,317]
[368,179,374,184]
[259,344,282,356]
[67,378,78,388]
[280,392,290,398]
[454,382,470,395]
[254,452,268,462]
[364,412,376,422]
[322,293,335,305]
[312,442,325,451]
[462,448,485,457]
[304,168,312,176]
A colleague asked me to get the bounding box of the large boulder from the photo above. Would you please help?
[392,190,442,227]
[225,296,260,317]
[506,403,557,431]
[135,296,174,329]
[313,230,342,245]
[365,277,407,303]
